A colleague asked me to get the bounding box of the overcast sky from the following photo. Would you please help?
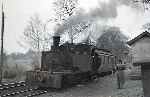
[0,0,150,54]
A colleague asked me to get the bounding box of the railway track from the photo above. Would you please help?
[0,81,48,97]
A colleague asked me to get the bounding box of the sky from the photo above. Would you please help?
[0,0,150,54]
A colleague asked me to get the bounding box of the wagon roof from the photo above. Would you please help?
[95,49,114,56]
[127,31,150,45]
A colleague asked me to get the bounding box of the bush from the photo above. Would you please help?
[3,69,17,79]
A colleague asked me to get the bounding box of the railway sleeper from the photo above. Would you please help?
[0,88,38,97]
[0,83,26,91]
[25,90,47,97]
[0,81,25,88]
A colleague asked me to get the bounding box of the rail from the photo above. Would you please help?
[0,81,48,97]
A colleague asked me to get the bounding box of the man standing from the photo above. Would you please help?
[117,60,125,89]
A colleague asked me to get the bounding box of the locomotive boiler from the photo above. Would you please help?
[26,36,116,88]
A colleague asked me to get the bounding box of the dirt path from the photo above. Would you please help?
[39,72,143,97]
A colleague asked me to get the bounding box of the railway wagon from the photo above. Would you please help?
[95,49,116,75]
[26,36,116,88]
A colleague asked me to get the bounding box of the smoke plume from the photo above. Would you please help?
[54,0,133,37]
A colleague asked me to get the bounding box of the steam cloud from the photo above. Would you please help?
[54,0,133,36]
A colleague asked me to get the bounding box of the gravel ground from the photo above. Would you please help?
[38,71,143,97]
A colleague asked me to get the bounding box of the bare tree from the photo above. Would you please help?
[133,0,150,32]
[52,0,78,23]
[53,0,84,43]
[52,0,92,43]
[142,23,150,31]
[96,27,129,61]
[68,22,91,43]
[23,14,52,69]
[133,0,150,10]
[23,14,51,51]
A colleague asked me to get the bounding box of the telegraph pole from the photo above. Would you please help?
[0,3,5,83]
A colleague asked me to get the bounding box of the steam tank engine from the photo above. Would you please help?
[26,36,116,88]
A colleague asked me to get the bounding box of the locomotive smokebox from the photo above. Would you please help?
[53,36,60,47]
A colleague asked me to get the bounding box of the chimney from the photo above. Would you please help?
[53,36,60,47]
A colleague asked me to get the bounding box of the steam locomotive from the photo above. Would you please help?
[26,36,116,88]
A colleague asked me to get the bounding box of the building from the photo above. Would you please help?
[127,31,150,65]
[127,31,150,97]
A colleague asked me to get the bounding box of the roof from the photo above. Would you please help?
[127,31,150,45]
[96,48,111,53]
